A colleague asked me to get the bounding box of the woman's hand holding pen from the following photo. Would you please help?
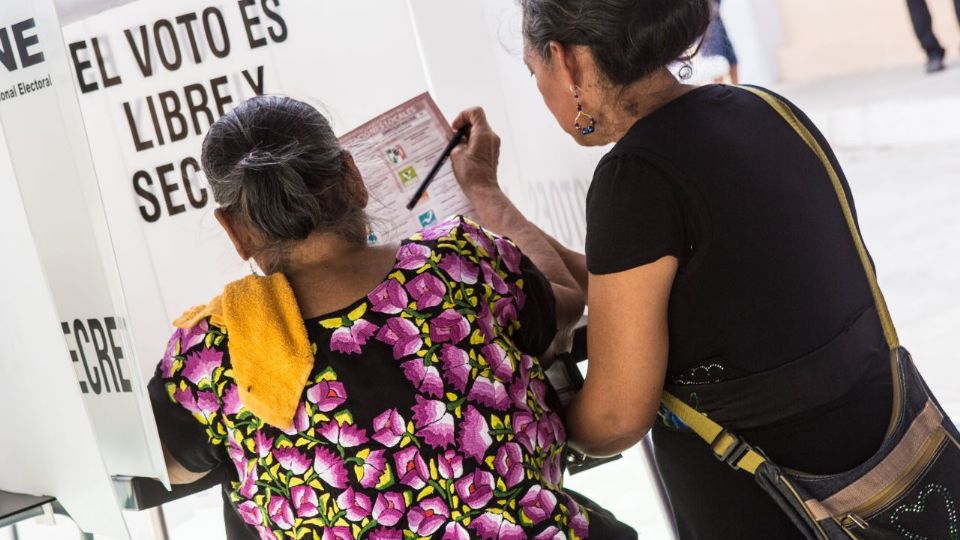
[450,107,501,195]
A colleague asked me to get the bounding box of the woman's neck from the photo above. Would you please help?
[595,69,696,145]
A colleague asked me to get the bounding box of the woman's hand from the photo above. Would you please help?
[450,107,501,195]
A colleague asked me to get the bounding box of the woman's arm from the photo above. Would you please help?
[537,226,588,295]
[450,108,584,332]
[564,256,678,457]
[163,444,211,484]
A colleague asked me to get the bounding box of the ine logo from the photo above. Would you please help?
[0,18,46,72]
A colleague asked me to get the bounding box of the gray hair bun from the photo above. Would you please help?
[202,96,364,244]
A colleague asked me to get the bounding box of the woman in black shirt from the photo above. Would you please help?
[449,1,893,537]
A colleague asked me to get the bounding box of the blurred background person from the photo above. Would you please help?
[906,0,960,73]
[701,0,740,83]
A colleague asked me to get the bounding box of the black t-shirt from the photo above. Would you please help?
[586,84,876,383]
[586,85,894,537]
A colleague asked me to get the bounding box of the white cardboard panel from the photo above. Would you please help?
[62,0,432,383]
[0,132,129,539]
[406,0,609,250]
[0,0,166,481]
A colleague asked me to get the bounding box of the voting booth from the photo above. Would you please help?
[1,0,665,537]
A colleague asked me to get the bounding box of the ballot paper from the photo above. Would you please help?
[340,93,477,244]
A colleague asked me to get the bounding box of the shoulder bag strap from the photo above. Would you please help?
[660,85,899,475]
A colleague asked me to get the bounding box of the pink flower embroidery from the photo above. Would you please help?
[440,345,471,393]
[411,396,455,449]
[282,402,310,435]
[290,485,319,518]
[495,238,522,273]
[274,447,310,475]
[442,522,471,540]
[407,497,449,536]
[369,528,402,540]
[421,219,458,241]
[396,242,432,270]
[481,260,509,294]
[160,332,180,378]
[318,420,369,447]
[534,527,565,540]
[494,442,525,488]
[468,376,511,411]
[371,409,406,447]
[368,280,408,314]
[238,462,258,498]
[306,380,348,412]
[493,297,518,327]
[222,384,242,415]
[468,512,526,540]
[313,447,348,489]
[182,347,222,386]
[254,431,274,458]
[321,527,353,540]
[541,452,563,488]
[376,317,423,359]
[267,494,294,530]
[476,300,495,341]
[356,449,388,489]
[459,406,492,462]
[437,449,464,480]
[407,273,447,310]
[330,320,378,355]
[513,411,537,453]
[180,320,209,351]
[482,343,514,381]
[567,494,590,538]
[371,492,406,527]
[430,309,470,345]
[196,391,219,417]
[463,222,496,255]
[402,359,444,398]
[394,446,429,489]
[237,500,262,526]
[336,487,372,521]
[454,469,495,509]
[438,254,479,285]
[519,485,558,525]
[174,387,199,413]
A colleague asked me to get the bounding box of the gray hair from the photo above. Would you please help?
[201,96,366,268]
[520,0,712,86]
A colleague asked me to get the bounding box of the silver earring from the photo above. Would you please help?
[249,261,259,276]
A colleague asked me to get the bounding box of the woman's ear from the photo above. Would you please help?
[342,152,369,208]
[215,208,254,261]
[547,41,579,91]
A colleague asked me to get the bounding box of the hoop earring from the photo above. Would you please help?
[573,90,596,136]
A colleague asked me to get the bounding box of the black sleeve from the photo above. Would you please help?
[148,331,225,473]
[585,154,687,275]
[515,253,558,357]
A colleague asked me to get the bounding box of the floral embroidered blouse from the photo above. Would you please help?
[149,217,629,539]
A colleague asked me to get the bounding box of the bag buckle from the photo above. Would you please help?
[711,430,752,470]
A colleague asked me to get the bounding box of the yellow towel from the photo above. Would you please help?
[173,274,314,430]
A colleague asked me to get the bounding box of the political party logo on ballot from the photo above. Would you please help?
[398,165,419,187]
[418,209,438,228]
[385,144,406,164]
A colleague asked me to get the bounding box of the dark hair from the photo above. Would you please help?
[201,96,366,257]
[520,0,712,86]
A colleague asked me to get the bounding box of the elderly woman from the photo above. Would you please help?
[450,0,895,538]
[147,96,634,539]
